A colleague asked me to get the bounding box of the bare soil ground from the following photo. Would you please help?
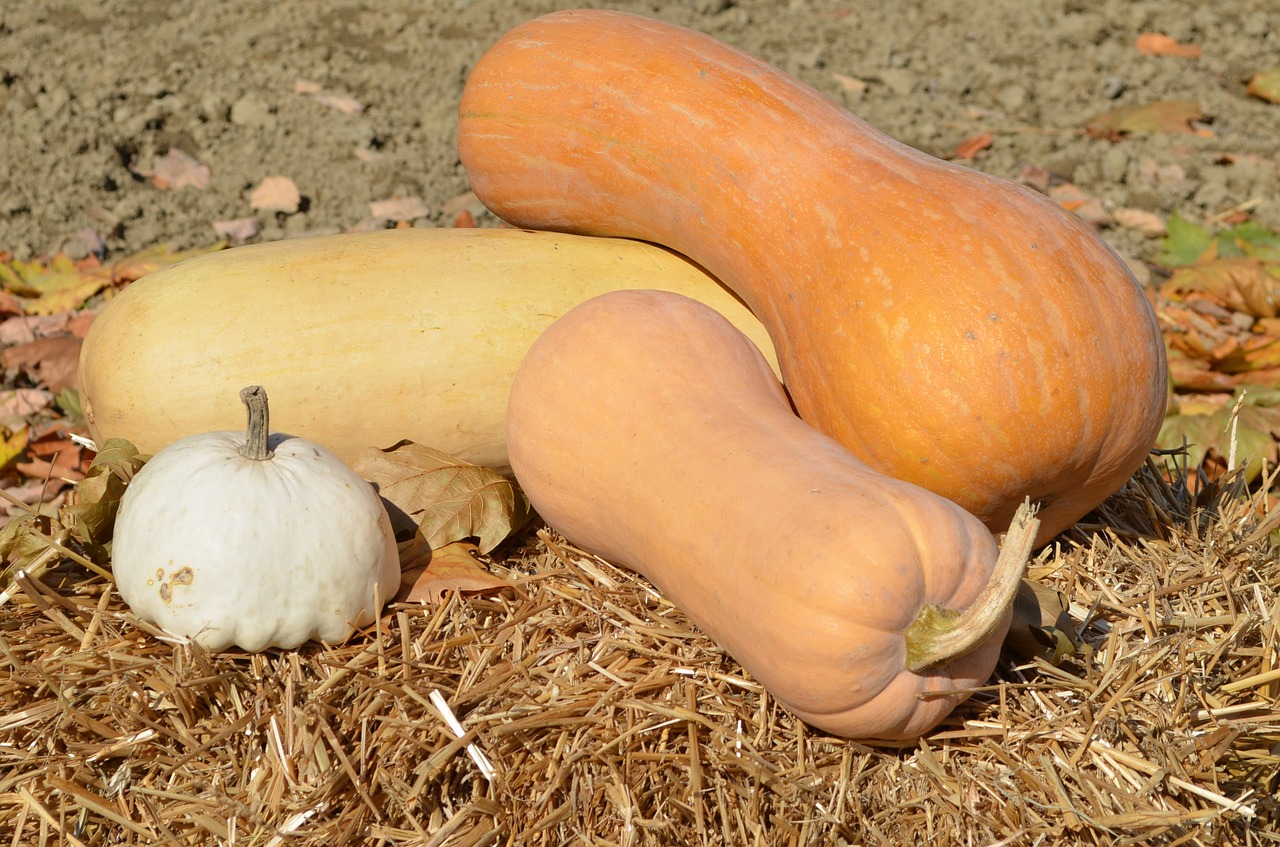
[2,2,1279,845]
[2,0,1277,263]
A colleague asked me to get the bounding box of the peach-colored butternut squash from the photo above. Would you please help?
[507,288,1037,740]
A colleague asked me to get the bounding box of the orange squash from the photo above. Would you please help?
[459,9,1167,545]
[507,289,1038,740]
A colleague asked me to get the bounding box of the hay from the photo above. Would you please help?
[1,463,1278,845]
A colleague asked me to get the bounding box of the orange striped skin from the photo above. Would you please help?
[459,10,1167,545]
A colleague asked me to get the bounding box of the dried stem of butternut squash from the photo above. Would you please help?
[904,499,1040,672]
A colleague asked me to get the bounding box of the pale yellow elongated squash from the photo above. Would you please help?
[78,228,777,469]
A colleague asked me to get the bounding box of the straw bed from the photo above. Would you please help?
[1,465,1278,845]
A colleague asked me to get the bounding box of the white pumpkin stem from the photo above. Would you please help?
[239,385,274,462]
[903,498,1039,672]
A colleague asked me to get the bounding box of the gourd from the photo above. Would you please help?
[112,386,400,652]
[506,289,1038,740]
[78,227,777,470]
[459,9,1167,545]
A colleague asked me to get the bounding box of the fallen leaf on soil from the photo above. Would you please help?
[397,540,515,604]
[830,72,868,93]
[1158,212,1215,267]
[1,336,82,393]
[369,197,429,222]
[1137,158,1198,195]
[0,243,224,319]
[1246,68,1280,104]
[952,132,993,160]
[1135,33,1202,58]
[353,440,531,553]
[151,149,211,190]
[1113,208,1167,237]
[1086,101,1204,140]
[1016,163,1052,194]
[248,176,301,214]
[314,94,365,115]
[213,217,261,242]
[1158,214,1280,268]
[1047,183,1110,227]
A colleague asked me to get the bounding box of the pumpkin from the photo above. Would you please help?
[506,289,1039,740]
[459,9,1167,545]
[77,227,777,470]
[111,386,400,652]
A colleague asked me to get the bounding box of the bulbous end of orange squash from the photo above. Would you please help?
[460,9,1167,546]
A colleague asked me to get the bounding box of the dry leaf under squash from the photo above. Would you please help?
[1004,578,1081,666]
[353,440,530,553]
[397,540,516,604]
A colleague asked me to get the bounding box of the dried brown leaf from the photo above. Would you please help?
[1113,207,1167,237]
[353,440,530,553]
[952,132,993,161]
[1,336,82,393]
[1162,257,1280,318]
[64,439,146,546]
[151,149,210,190]
[0,389,52,430]
[397,540,516,604]
[1004,578,1080,665]
[1048,182,1111,227]
[213,218,261,243]
[830,71,868,93]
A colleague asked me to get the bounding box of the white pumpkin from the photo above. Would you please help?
[112,386,400,651]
